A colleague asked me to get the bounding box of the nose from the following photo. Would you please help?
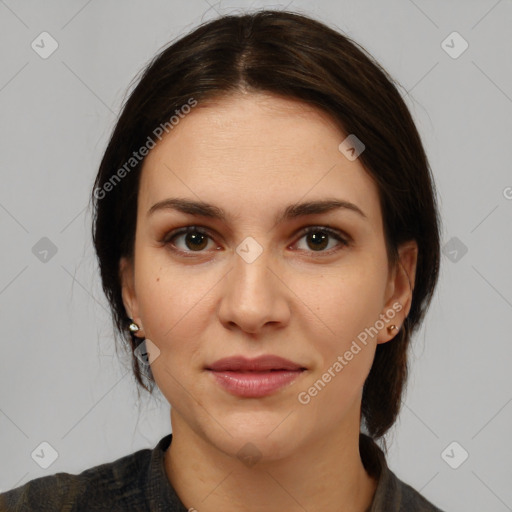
[217,245,291,335]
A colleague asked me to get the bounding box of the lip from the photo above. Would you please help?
[207,355,304,372]
[206,355,306,398]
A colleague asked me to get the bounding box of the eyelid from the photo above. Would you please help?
[160,226,218,255]
[298,225,351,244]
[160,226,213,245]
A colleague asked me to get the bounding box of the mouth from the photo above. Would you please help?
[206,354,305,372]
[205,355,307,398]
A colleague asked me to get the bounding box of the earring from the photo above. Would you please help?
[129,321,140,333]
[387,324,399,334]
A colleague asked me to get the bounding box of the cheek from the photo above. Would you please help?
[296,271,383,421]
[301,262,388,401]
[135,263,211,411]
[135,249,197,330]
[134,253,217,366]
[310,262,387,341]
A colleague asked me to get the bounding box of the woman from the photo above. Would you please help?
[0,9,444,512]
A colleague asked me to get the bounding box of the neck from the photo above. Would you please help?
[164,413,377,512]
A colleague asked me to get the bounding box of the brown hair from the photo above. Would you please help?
[90,9,441,440]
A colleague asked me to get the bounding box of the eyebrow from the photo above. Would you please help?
[147,197,368,224]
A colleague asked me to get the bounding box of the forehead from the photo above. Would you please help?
[138,92,381,227]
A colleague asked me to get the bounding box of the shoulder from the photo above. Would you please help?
[394,476,445,512]
[0,445,153,512]
[359,433,446,512]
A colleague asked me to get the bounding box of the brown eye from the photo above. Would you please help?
[305,231,329,251]
[163,227,214,253]
[295,226,349,253]
[183,231,209,251]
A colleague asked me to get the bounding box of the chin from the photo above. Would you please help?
[200,413,307,464]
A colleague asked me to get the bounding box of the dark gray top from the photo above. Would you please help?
[0,433,445,511]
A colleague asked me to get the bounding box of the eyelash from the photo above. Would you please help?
[160,225,351,258]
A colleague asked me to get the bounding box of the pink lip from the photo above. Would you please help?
[206,355,306,398]
[207,355,304,372]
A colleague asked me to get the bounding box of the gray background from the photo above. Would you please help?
[1,1,511,510]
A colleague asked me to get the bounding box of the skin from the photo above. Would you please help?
[120,91,418,512]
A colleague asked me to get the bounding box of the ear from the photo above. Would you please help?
[119,256,145,338]
[376,240,418,344]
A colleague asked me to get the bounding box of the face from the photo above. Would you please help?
[120,92,417,461]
